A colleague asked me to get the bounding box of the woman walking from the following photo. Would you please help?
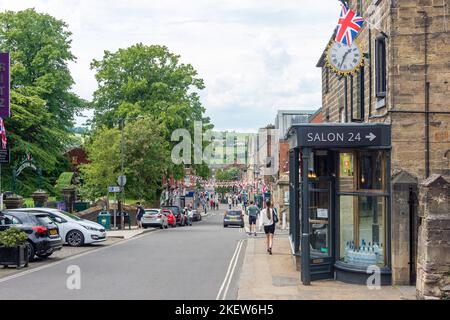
[259,199,276,255]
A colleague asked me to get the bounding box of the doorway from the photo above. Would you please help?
[309,177,335,280]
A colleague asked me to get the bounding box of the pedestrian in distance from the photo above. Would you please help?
[228,196,233,210]
[259,199,278,255]
[246,201,260,236]
[136,202,145,229]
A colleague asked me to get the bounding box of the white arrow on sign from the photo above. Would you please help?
[365,133,377,142]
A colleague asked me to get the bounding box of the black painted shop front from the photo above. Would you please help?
[287,123,392,285]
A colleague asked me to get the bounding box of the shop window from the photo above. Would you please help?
[339,196,386,267]
[338,151,386,192]
[338,150,388,267]
[338,153,354,192]
[358,150,385,191]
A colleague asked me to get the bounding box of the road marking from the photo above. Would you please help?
[216,239,244,300]
[221,240,244,300]
[0,229,161,284]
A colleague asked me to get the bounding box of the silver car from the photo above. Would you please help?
[141,209,168,229]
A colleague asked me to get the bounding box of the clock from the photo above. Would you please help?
[326,41,364,75]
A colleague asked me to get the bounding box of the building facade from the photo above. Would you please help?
[288,0,449,286]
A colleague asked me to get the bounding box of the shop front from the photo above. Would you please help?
[287,123,392,285]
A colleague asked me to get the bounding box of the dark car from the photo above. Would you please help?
[161,206,186,226]
[0,211,63,261]
[223,210,244,228]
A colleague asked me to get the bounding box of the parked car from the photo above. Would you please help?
[189,209,202,222]
[0,211,63,261]
[12,208,107,247]
[223,210,244,228]
[141,209,168,229]
[162,209,176,228]
[161,206,186,226]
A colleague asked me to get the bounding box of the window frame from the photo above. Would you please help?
[375,35,387,99]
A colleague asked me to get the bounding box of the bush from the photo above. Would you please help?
[0,228,28,248]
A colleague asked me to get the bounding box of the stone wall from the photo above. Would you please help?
[416,174,450,299]
[316,0,450,286]
[392,171,419,285]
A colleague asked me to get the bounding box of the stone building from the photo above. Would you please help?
[314,0,449,288]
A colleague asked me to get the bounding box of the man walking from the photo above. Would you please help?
[246,201,260,236]
[136,202,145,229]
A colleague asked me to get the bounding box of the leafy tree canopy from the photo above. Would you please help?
[0,9,86,196]
[90,44,212,182]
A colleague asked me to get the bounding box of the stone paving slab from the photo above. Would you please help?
[237,234,417,300]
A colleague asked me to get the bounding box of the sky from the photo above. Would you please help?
[0,0,340,132]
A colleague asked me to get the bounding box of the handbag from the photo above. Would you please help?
[272,209,279,224]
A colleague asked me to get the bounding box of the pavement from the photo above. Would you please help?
[106,226,156,239]
[0,205,247,300]
[237,231,417,300]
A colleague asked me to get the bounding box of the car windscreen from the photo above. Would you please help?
[227,211,242,216]
[35,215,54,225]
[58,210,82,221]
[145,210,159,215]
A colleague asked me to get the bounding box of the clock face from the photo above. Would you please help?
[327,41,363,74]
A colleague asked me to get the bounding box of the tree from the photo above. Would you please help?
[0,9,85,196]
[79,117,170,202]
[0,9,84,128]
[90,44,212,180]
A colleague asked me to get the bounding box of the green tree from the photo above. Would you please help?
[90,43,212,180]
[0,9,85,196]
[79,117,170,202]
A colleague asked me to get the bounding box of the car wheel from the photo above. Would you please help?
[25,241,36,262]
[224,225,228,228]
[66,230,85,247]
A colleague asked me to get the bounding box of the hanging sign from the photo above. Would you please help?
[0,53,10,118]
[291,124,391,148]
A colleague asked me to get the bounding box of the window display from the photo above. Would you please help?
[339,196,386,267]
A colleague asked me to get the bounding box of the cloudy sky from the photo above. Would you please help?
[0,0,340,132]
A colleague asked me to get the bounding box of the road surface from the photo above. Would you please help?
[0,207,247,300]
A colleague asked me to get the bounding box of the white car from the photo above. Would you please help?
[13,208,107,247]
[141,209,168,229]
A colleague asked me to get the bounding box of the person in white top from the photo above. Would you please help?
[259,199,276,255]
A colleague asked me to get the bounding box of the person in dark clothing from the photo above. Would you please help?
[136,202,145,229]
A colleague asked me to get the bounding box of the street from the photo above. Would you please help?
[0,208,247,300]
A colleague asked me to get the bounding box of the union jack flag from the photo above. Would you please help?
[0,117,6,149]
[335,1,364,46]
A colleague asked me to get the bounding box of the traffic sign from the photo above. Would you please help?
[108,186,121,193]
[117,175,127,187]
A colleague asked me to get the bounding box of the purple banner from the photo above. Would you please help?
[0,52,10,118]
